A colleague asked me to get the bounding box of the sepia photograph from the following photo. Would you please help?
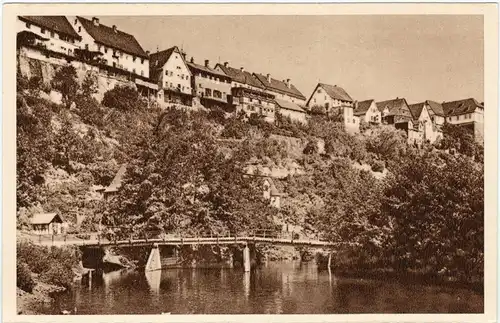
[3,3,498,321]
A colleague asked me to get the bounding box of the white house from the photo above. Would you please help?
[442,98,484,142]
[70,16,149,78]
[31,213,67,235]
[149,46,193,106]
[17,16,81,57]
[215,62,277,122]
[275,99,307,124]
[354,99,381,124]
[408,100,445,144]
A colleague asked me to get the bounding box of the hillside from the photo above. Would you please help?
[17,64,484,283]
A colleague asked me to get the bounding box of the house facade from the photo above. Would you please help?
[31,213,67,235]
[354,99,381,124]
[394,116,423,145]
[253,73,307,107]
[70,16,149,78]
[149,46,193,106]
[188,58,232,110]
[17,16,81,57]
[307,83,359,133]
[275,99,307,124]
[408,100,444,144]
[442,98,484,142]
[216,63,277,121]
[376,98,413,125]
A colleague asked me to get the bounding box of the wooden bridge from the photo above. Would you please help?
[24,231,334,248]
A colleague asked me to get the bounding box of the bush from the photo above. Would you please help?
[17,261,35,293]
[74,94,106,128]
[51,65,78,107]
[102,84,140,111]
[40,263,74,289]
[303,140,318,155]
[371,160,385,173]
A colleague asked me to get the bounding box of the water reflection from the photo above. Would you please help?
[48,261,483,315]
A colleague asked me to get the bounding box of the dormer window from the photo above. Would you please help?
[25,22,31,29]
[74,19,77,25]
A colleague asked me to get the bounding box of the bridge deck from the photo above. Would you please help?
[21,234,334,248]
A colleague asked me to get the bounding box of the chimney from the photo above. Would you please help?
[190,57,194,63]
[266,74,271,83]
[354,100,359,109]
[240,67,245,72]
[181,51,186,59]
[224,61,229,68]
[92,17,99,26]
[112,25,118,33]
[286,78,291,88]
[204,59,209,68]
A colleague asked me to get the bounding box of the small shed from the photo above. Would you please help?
[31,213,66,235]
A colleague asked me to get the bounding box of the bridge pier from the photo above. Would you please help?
[243,244,251,272]
[145,243,162,272]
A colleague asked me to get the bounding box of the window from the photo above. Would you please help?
[41,28,45,34]
[74,19,78,25]
[133,68,136,74]
[78,26,82,32]
[205,88,212,97]
[165,70,169,76]
[170,82,173,87]
[113,62,116,68]
[141,58,145,64]
[98,45,101,51]
[104,47,108,54]
[25,22,31,29]
[169,71,173,77]
[186,76,189,81]
[182,86,185,91]
[133,56,136,62]
[85,44,89,50]
[317,89,322,93]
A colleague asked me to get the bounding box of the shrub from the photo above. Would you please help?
[371,160,385,173]
[207,108,227,124]
[17,261,35,293]
[81,71,99,97]
[51,65,79,107]
[74,94,105,128]
[40,263,74,289]
[102,84,140,111]
[303,140,318,155]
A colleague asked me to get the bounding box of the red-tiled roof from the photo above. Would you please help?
[77,16,147,58]
[19,16,80,39]
[253,73,306,100]
[216,64,264,89]
[354,99,374,116]
[442,98,483,116]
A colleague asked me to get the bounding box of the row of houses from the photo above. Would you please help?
[17,15,484,144]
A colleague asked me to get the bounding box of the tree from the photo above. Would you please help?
[365,125,407,161]
[81,71,99,97]
[51,65,79,107]
[102,84,140,111]
[440,123,479,158]
[382,150,483,281]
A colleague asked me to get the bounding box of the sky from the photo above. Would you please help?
[97,15,484,104]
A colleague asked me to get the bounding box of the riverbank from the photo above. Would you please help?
[17,279,65,315]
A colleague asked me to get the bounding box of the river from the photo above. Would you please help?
[43,261,482,314]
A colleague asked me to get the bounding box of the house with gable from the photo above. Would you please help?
[442,98,484,142]
[70,16,150,78]
[188,58,232,111]
[408,100,445,144]
[306,83,359,134]
[215,62,277,122]
[375,97,413,125]
[149,46,194,106]
[354,99,381,124]
[253,73,307,107]
[17,16,81,58]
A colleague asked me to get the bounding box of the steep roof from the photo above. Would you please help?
[408,103,424,120]
[253,73,306,100]
[105,164,127,193]
[31,213,64,225]
[77,16,148,58]
[318,83,353,102]
[425,100,445,117]
[354,99,374,116]
[216,64,264,89]
[442,98,483,116]
[376,98,411,117]
[187,61,230,78]
[275,98,306,113]
[149,46,191,82]
[19,16,80,39]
